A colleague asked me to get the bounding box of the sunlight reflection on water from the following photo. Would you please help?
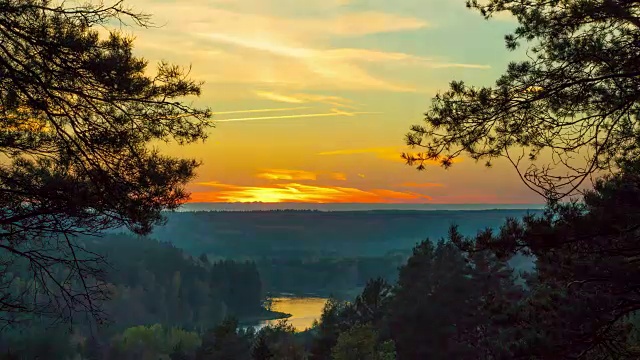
[258,297,328,332]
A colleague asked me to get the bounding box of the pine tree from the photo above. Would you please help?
[251,333,274,360]
[404,0,640,200]
[0,0,211,325]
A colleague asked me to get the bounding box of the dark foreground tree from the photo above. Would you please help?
[251,332,274,360]
[0,0,211,327]
[389,239,523,360]
[330,324,391,360]
[196,317,252,360]
[404,0,640,200]
[454,159,640,358]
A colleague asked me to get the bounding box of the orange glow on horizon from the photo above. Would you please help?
[189,182,433,204]
[317,147,464,164]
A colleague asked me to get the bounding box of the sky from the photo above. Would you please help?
[120,0,541,204]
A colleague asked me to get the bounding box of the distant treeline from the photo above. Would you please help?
[151,210,543,258]
[257,256,408,298]
[0,234,266,337]
[146,210,541,296]
[84,234,265,331]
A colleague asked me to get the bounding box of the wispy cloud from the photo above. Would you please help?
[254,91,355,107]
[318,147,395,156]
[117,0,488,93]
[311,11,429,36]
[191,181,433,203]
[318,146,461,164]
[318,146,406,162]
[330,172,348,181]
[429,62,491,69]
[254,91,308,104]
[323,48,490,69]
[216,108,380,122]
[257,169,318,181]
[214,106,311,115]
[193,32,422,91]
[400,182,445,188]
[256,169,347,181]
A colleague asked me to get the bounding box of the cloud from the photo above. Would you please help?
[254,91,307,104]
[325,48,424,62]
[322,48,489,69]
[254,91,355,107]
[113,0,488,92]
[400,182,444,188]
[315,11,429,36]
[429,62,491,69]
[256,169,346,181]
[214,106,311,115]
[330,172,348,181]
[318,147,395,156]
[318,146,406,162]
[257,169,317,181]
[318,146,461,164]
[187,9,429,40]
[193,32,422,91]
[215,108,380,122]
[191,182,432,203]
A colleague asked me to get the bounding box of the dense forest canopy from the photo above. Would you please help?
[85,235,264,329]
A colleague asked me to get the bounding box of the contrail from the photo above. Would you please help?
[216,110,381,122]
[213,106,311,115]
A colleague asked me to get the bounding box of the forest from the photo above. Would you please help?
[150,210,540,258]
[149,209,538,296]
[5,166,640,359]
[3,0,640,359]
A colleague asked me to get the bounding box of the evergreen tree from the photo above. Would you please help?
[455,160,640,358]
[330,324,378,360]
[197,317,250,360]
[309,299,351,360]
[351,278,392,328]
[389,240,471,359]
[169,342,190,360]
[251,333,274,360]
[404,0,640,200]
[0,0,211,325]
[388,237,523,360]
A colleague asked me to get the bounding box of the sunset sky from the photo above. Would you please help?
[123,0,540,204]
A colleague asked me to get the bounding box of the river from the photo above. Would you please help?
[254,297,328,332]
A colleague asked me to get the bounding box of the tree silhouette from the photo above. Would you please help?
[404,0,640,200]
[351,277,392,328]
[454,159,640,358]
[330,324,378,360]
[0,0,211,327]
[251,333,274,360]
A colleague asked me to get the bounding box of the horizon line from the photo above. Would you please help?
[182,202,547,205]
[176,202,547,212]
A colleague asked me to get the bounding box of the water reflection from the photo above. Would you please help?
[259,297,328,332]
